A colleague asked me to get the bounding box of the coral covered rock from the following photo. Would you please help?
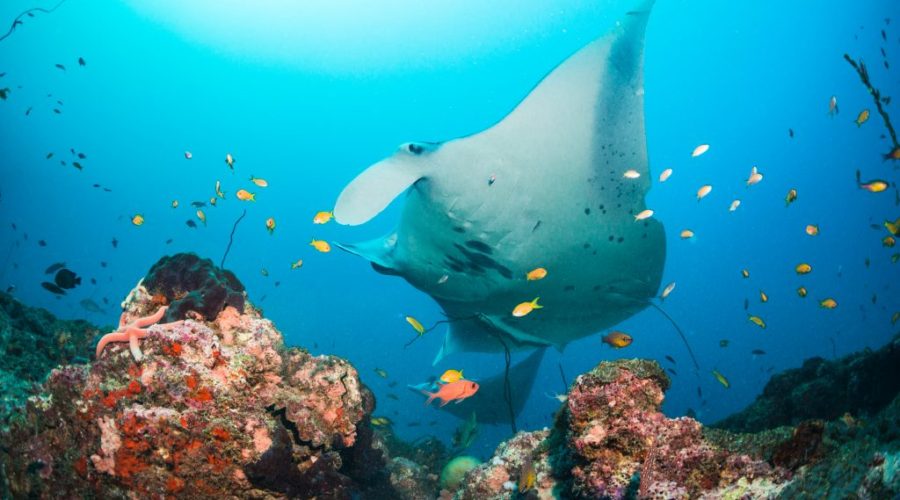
[0,263,394,498]
[143,252,246,322]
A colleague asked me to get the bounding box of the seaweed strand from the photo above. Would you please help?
[843,54,899,149]
[221,209,246,269]
[0,0,68,43]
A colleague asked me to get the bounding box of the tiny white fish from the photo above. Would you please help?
[437,274,449,284]
[659,168,673,182]
[660,281,676,300]
[634,209,654,221]
[623,169,640,179]
[729,199,741,212]
[691,144,710,157]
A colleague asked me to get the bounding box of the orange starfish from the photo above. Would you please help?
[95,306,179,362]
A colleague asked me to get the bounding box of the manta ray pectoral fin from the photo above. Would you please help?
[334,143,438,226]
[334,233,400,275]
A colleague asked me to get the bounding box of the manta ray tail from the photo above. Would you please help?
[647,302,701,371]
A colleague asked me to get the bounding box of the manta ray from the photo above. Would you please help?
[334,0,663,364]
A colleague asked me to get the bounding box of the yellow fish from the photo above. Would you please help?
[526,267,548,281]
[859,180,889,193]
[236,189,255,202]
[691,144,710,157]
[266,217,275,235]
[310,239,331,253]
[659,168,673,182]
[759,290,768,303]
[696,185,712,200]
[196,209,206,225]
[855,109,870,127]
[440,369,464,384]
[892,311,900,325]
[131,214,144,226]
[634,209,654,221]
[405,316,425,335]
[660,281,676,300]
[215,180,225,199]
[171,200,179,209]
[884,145,900,161]
[225,153,235,170]
[291,259,303,270]
[886,217,900,236]
[602,331,633,348]
[797,286,808,298]
[819,298,838,309]
[680,229,694,239]
[210,197,217,206]
[883,236,896,248]
[795,263,812,275]
[249,176,268,188]
[371,416,393,427]
[805,224,819,236]
[374,368,388,378]
[712,370,730,389]
[785,189,798,206]
[741,269,750,279]
[518,457,536,493]
[313,211,334,224]
[748,315,766,329]
[512,297,542,317]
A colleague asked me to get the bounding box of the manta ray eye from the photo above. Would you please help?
[407,143,424,155]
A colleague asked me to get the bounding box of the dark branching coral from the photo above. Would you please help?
[143,253,245,322]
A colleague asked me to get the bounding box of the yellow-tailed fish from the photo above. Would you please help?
[680,229,694,239]
[712,370,730,389]
[884,145,900,161]
[526,267,548,281]
[795,263,812,275]
[819,298,838,309]
[760,290,768,303]
[797,286,808,298]
[196,209,206,225]
[883,236,896,247]
[691,144,710,157]
[885,217,900,236]
[748,315,766,329]
[634,209,654,221]
[291,259,303,269]
[697,185,712,200]
[131,214,144,226]
[249,175,268,187]
[440,369,464,384]
[236,189,255,201]
[310,239,331,253]
[855,109,870,127]
[741,269,750,278]
[785,189,798,206]
[518,457,536,493]
[806,224,819,236]
[313,211,334,224]
[405,316,425,335]
[209,197,217,206]
[371,416,393,427]
[659,168,673,182]
[215,180,225,199]
[225,153,235,170]
[512,298,542,317]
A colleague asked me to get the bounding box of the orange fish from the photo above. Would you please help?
[883,146,900,161]
[855,109,869,127]
[805,224,819,236]
[512,298,542,317]
[313,211,334,224]
[602,331,633,348]
[526,267,547,281]
[421,379,479,407]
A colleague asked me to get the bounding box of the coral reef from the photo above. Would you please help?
[715,333,900,433]
[0,291,99,425]
[143,252,246,322]
[0,259,396,498]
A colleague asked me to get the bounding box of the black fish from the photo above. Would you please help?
[55,63,65,71]
[45,153,53,159]
[0,88,8,100]
[111,238,118,248]
[25,106,32,116]
[78,57,86,66]
[274,281,281,287]
[90,278,97,285]
[191,201,206,208]
[38,240,47,247]
[697,386,703,398]
[664,355,676,364]
[186,220,197,228]
[103,188,111,192]
[100,261,107,268]
[52,108,61,114]
[667,368,677,376]
[92,183,100,188]
[72,162,83,170]
[54,269,81,289]
[44,262,66,274]
[165,238,173,244]
[77,153,86,159]
[5,285,15,293]
[41,282,66,295]
[10,223,16,230]
[743,298,749,311]
[388,381,398,388]
[751,349,766,355]
[788,128,794,138]
[882,29,887,40]
[102,297,109,305]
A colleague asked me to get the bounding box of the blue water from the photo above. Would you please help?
[1,0,897,458]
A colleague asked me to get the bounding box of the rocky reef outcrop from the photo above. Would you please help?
[0,254,395,498]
